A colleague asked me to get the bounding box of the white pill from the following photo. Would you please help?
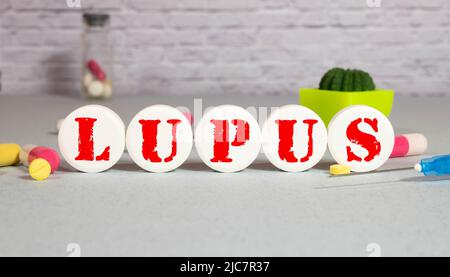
[19,144,37,166]
[327,105,394,172]
[87,80,104,97]
[195,105,261,173]
[102,81,112,98]
[126,105,193,173]
[262,105,327,172]
[58,105,125,173]
[56,118,64,131]
[83,72,94,87]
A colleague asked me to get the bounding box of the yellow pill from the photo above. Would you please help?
[29,158,51,181]
[0,143,21,167]
[330,164,351,176]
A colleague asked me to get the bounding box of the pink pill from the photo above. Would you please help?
[20,145,60,173]
[390,133,428,158]
[86,59,106,81]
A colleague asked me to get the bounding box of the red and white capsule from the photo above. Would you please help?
[390,133,428,158]
[86,59,106,81]
[19,145,60,173]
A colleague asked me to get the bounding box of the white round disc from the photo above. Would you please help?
[58,105,125,173]
[126,105,193,173]
[262,105,327,172]
[327,105,394,172]
[194,105,261,173]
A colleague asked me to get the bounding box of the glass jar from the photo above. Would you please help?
[81,13,112,99]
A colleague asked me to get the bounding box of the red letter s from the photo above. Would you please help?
[346,118,381,162]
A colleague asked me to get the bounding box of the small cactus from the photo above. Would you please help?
[319,68,376,92]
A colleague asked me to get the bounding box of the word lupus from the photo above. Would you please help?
[58,104,394,174]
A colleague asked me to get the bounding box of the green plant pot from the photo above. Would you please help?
[299,88,394,126]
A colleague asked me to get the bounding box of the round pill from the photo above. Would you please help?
[126,105,193,173]
[58,105,125,173]
[327,105,394,173]
[195,105,261,173]
[87,81,104,97]
[330,164,351,176]
[0,143,21,167]
[262,105,328,172]
[28,146,60,173]
[29,158,51,181]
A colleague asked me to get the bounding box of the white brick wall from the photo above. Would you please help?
[1,0,449,96]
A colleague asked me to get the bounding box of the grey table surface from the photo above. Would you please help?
[1,94,450,257]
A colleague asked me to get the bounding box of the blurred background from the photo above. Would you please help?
[0,0,449,97]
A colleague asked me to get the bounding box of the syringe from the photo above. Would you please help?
[414,155,450,176]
